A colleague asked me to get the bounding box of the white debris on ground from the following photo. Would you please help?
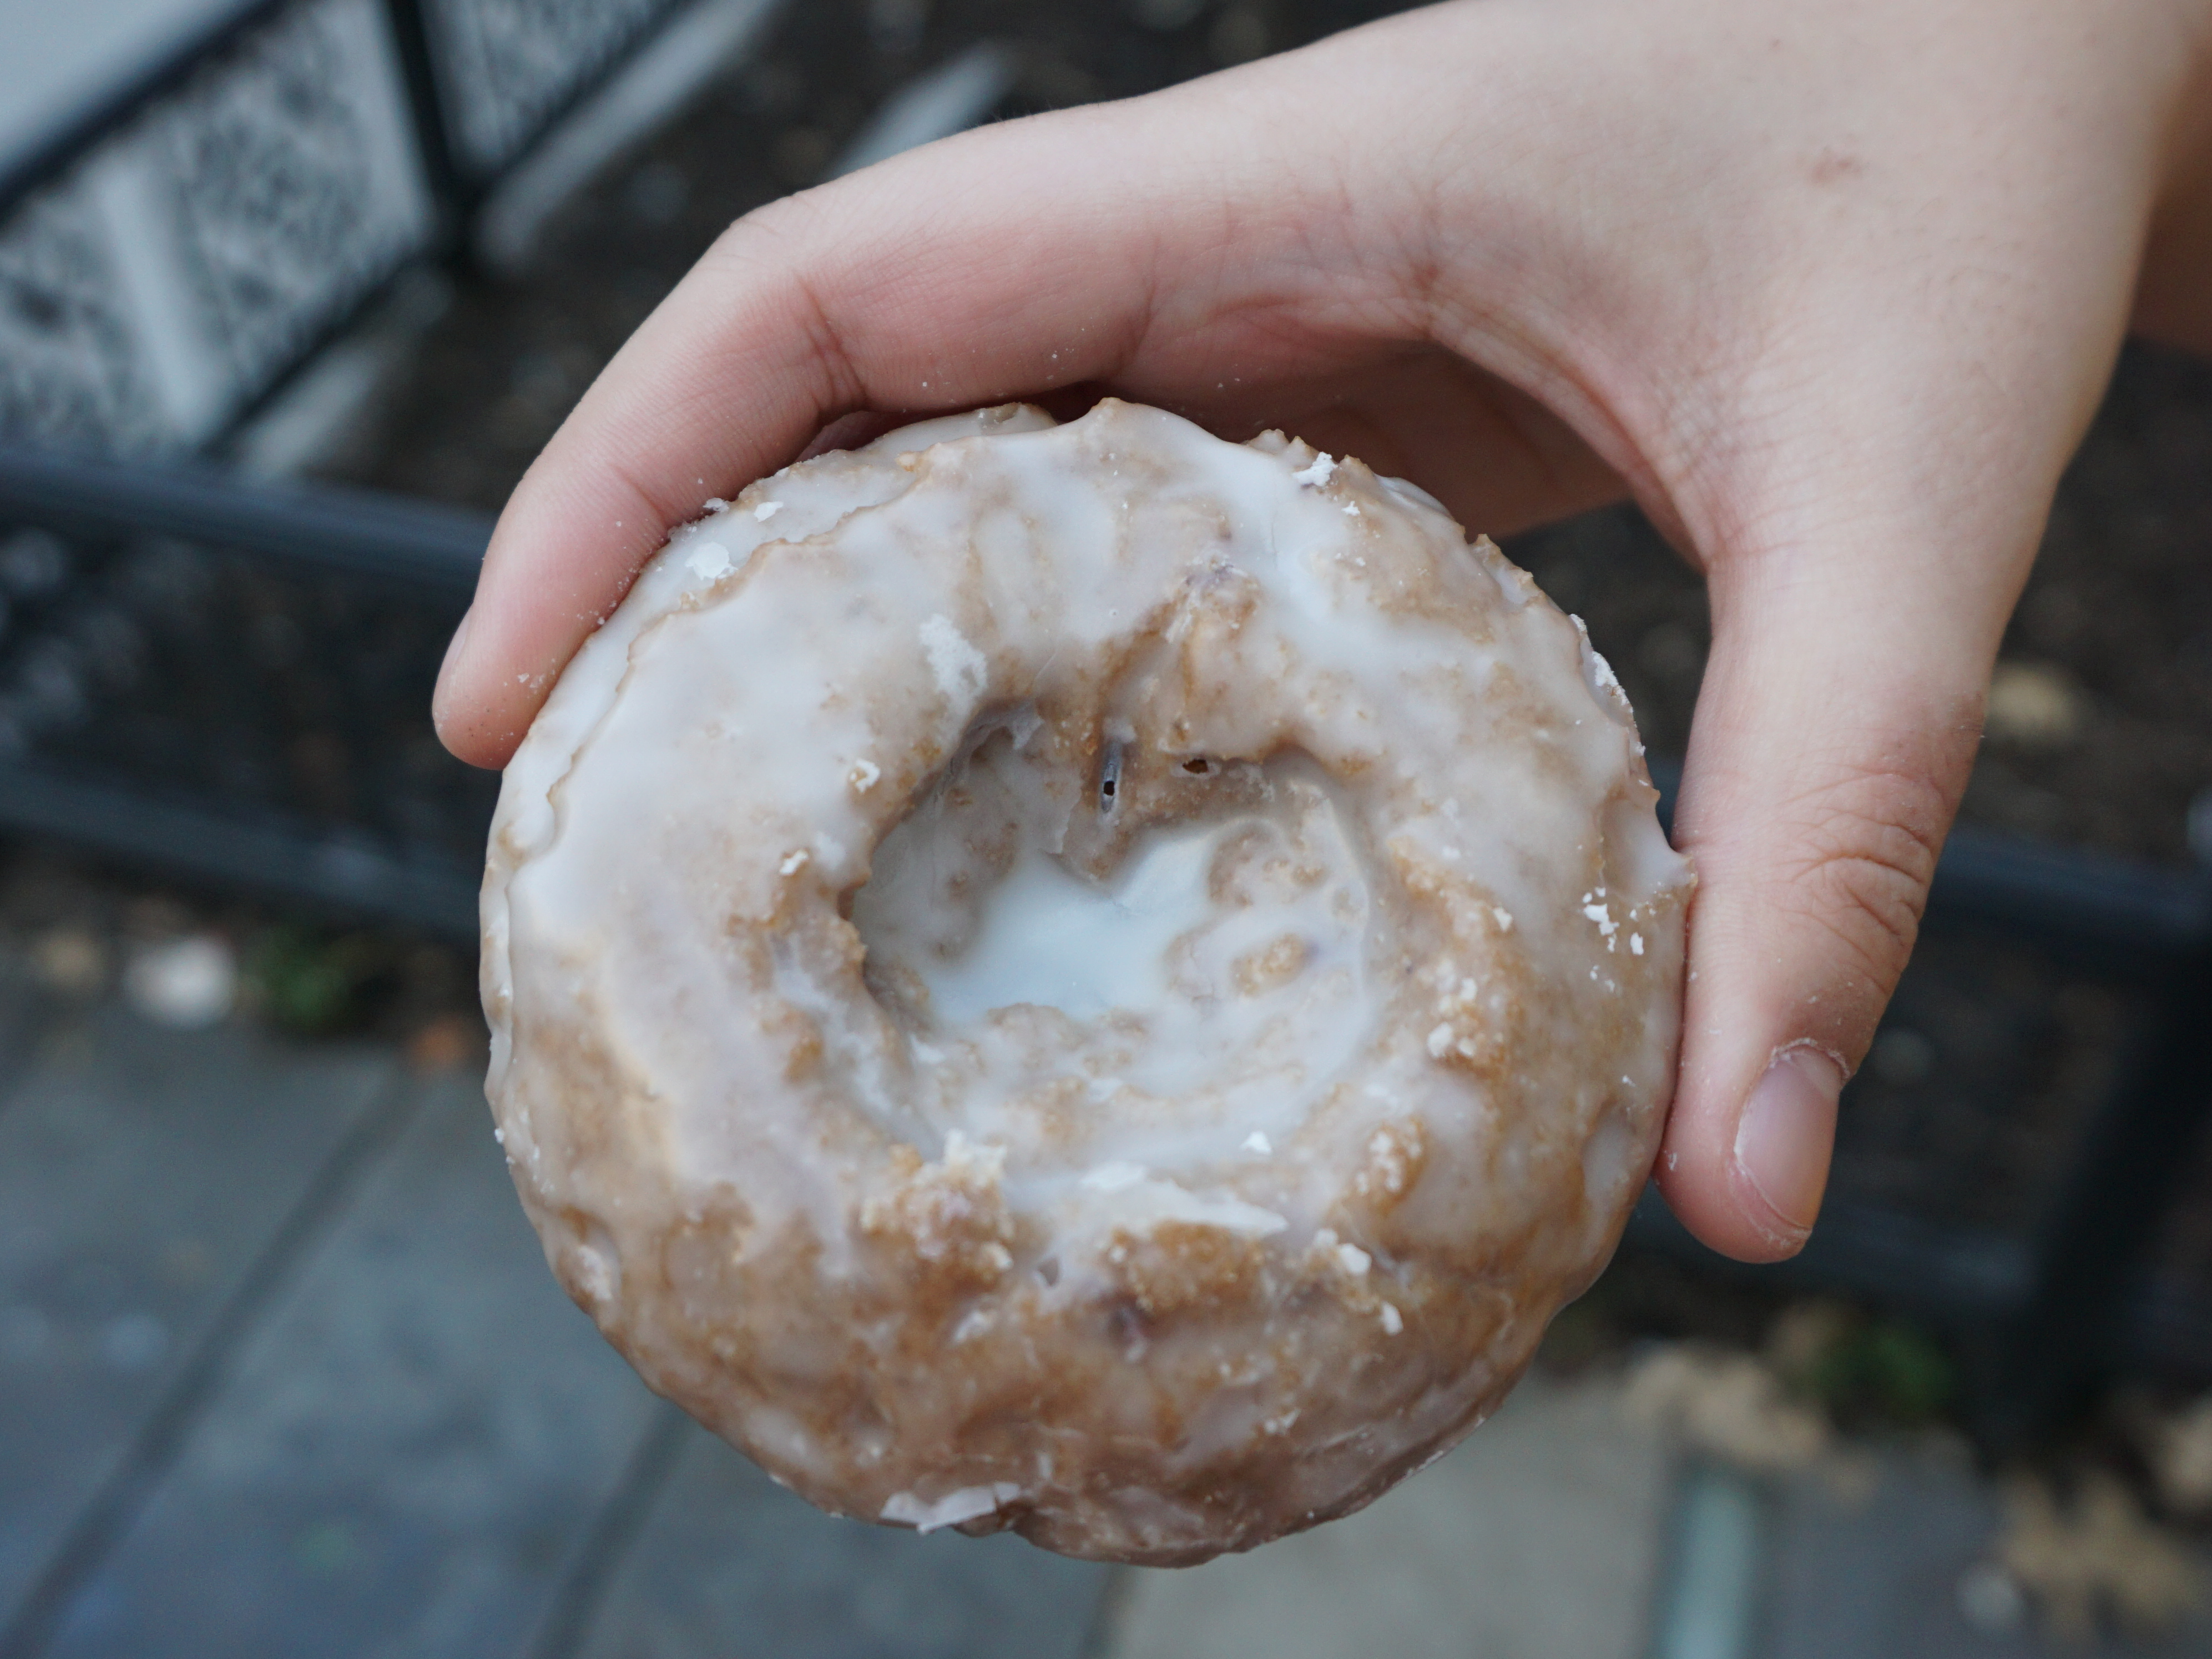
[1955,1559,2031,1636]
[1984,660,2085,747]
[122,934,238,1029]
[31,924,108,995]
[1618,1303,1900,1498]
[2146,1391,2212,1515]
[1991,1471,2204,1642]
[1621,1343,1831,1474]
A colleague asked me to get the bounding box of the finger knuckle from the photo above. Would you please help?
[703,195,803,273]
[1767,760,1951,987]
[700,204,866,412]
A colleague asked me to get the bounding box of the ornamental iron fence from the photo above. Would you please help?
[0,444,488,934]
[0,0,699,458]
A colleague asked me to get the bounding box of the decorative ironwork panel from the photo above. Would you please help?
[0,185,171,456]
[421,0,680,174]
[150,0,435,401]
[0,0,433,455]
[0,0,730,456]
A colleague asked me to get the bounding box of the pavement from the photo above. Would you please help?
[5,961,2212,1659]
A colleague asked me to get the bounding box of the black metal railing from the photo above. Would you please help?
[0,445,489,936]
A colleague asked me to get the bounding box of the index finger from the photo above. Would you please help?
[432,82,1316,767]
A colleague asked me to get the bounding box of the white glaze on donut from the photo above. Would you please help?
[482,400,1691,1564]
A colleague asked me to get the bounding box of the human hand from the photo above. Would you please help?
[435,0,2212,1262]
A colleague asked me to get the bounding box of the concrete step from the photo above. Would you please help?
[1098,1370,1674,1659]
[0,1004,402,1636]
[564,1420,1113,1659]
[31,1070,658,1658]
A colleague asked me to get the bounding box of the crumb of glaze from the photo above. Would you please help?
[1292,453,1337,487]
[685,543,732,582]
[1080,1161,1147,1193]
[1582,896,1620,950]
[882,1482,1022,1533]
[919,614,988,703]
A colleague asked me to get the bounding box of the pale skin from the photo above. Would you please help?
[434,0,2212,1264]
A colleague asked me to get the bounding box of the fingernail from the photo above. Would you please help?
[1733,1045,1842,1242]
[433,605,475,724]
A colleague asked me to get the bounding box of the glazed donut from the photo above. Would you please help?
[482,399,1690,1565]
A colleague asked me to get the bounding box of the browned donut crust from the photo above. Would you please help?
[482,400,1690,1564]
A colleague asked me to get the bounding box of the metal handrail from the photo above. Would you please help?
[0,446,487,592]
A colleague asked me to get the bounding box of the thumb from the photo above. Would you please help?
[1654,512,2018,1263]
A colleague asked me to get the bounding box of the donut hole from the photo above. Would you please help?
[850,719,1385,1164]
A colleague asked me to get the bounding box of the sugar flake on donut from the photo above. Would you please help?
[481,398,1691,1565]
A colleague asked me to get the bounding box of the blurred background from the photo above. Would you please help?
[2,1,2211,1655]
